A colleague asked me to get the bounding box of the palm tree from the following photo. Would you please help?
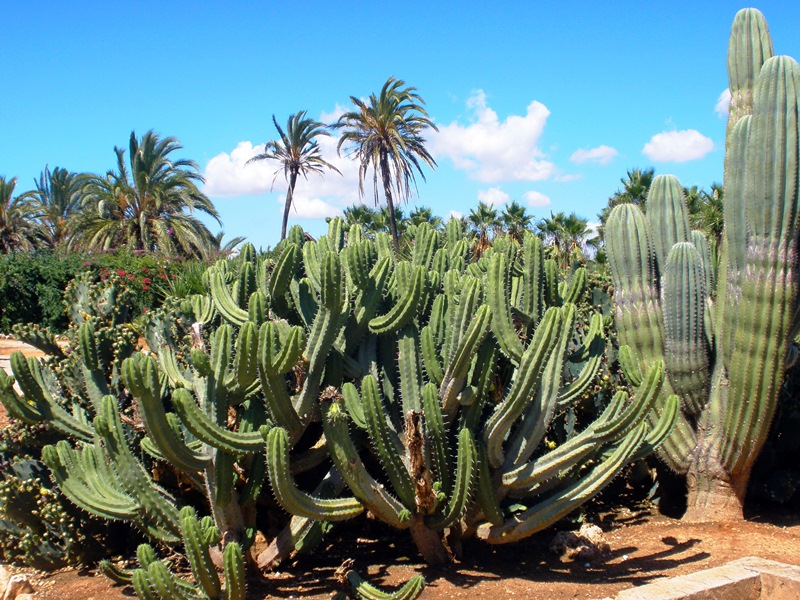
[336,77,438,250]
[537,211,598,268]
[501,201,533,242]
[0,176,38,253]
[467,201,500,256]
[27,166,83,249]
[343,204,379,232]
[408,206,443,230]
[75,130,220,257]
[598,167,656,238]
[247,112,341,242]
[692,183,724,247]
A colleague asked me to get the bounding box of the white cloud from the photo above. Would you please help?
[642,130,714,162]
[448,210,463,220]
[276,195,342,219]
[523,191,552,207]
[203,141,270,197]
[429,90,555,183]
[715,89,731,118]
[477,187,510,206]
[569,145,618,165]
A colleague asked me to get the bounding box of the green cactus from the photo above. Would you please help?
[604,7,800,521]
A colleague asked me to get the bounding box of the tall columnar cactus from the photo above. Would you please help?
[605,8,800,520]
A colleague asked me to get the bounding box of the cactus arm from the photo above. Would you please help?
[266,427,364,521]
[630,394,680,462]
[504,303,577,469]
[0,369,45,423]
[558,313,605,408]
[99,560,134,585]
[158,347,194,389]
[146,560,198,600]
[41,443,139,521]
[223,541,247,600]
[519,233,545,325]
[268,242,300,300]
[257,323,304,436]
[422,383,451,493]
[122,357,210,472]
[94,396,182,542]
[487,252,525,363]
[345,570,426,600]
[295,251,345,421]
[369,263,425,335]
[662,242,711,415]
[474,441,504,526]
[8,353,94,441]
[478,423,646,544]
[209,270,249,326]
[172,388,264,454]
[420,325,444,387]
[342,382,367,429]
[77,323,111,410]
[617,345,644,387]
[132,569,160,600]
[179,507,221,599]
[440,304,493,416]
[646,175,692,270]
[361,375,416,508]
[425,427,476,530]
[484,307,563,468]
[398,324,423,414]
[562,268,587,305]
[323,399,410,529]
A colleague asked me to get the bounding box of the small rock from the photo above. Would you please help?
[549,522,611,563]
[2,574,34,600]
[0,567,8,596]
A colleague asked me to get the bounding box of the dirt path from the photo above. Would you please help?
[15,509,800,599]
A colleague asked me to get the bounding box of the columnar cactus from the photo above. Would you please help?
[605,8,800,520]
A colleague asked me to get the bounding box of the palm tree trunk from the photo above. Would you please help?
[379,153,400,251]
[282,170,299,242]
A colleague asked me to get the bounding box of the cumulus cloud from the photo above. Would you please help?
[569,145,618,165]
[715,89,731,118]
[477,187,510,206]
[448,210,463,220]
[203,141,271,197]
[429,90,555,183]
[523,191,552,207]
[642,130,714,162]
[203,122,366,220]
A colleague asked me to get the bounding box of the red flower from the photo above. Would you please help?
[117,269,126,277]
[142,285,149,291]
[142,277,152,285]
[159,273,168,280]
[127,273,135,280]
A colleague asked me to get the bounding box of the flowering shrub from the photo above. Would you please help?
[0,249,208,332]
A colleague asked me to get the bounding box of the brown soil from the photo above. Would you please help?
[6,501,797,599]
[2,338,799,598]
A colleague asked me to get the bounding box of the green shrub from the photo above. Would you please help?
[0,249,210,333]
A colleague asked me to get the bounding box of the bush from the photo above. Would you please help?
[0,249,210,333]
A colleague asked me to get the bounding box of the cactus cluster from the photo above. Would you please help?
[604,8,800,520]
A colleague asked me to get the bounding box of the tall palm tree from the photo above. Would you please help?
[537,211,597,268]
[501,201,533,242]
[75,130,220,257]
[247,112,341,242]
[336,77,438,250]
[27,166,83,249]
[0,176,38,253]
[467,201,501,256]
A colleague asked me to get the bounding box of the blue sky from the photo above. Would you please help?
[3,1,800,249]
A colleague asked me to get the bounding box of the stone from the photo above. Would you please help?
[2,574,34,600]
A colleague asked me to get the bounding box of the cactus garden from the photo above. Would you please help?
[2,5,800,599]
